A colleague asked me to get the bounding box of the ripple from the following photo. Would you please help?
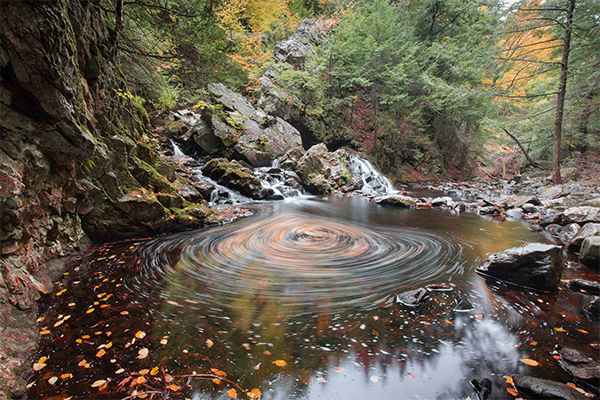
[129,208,465,315]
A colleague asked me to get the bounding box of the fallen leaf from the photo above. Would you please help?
[166,383,180,391]
[373,316,379,321]
[275,360,287,367]
[520,358,540,367]
[120,311,129,316]
[248,388,261,399]
[318,376,328,382]
[48,376,58,385]
[100,304,110,309]
[242,343,251,350]
[165,374,174,383]
[263,350,271,356]
[105,342,112,349]
[333,367,345,373]
[530,341,538,346]
[445,319,453,325]
[475,315,484,319]
[369,376,378,383]
[577,329,588,334]
[86,308,95,314]
[96,349,106,358]
[227,388,238,399]
[139,369,149,375]
[504,375,514,386]
[116,368,125,374]
[150,366,159,376]
[56,289,67,296]
[135,376,147,385]
[37,317,45,322]
[212,378,221,384]
[91,379,107,388]
[40,330,51,335]
[507,387,518,396]
[407,372,415,378]
[33,363,46,371]
[61,373,73,379]
[205,339,214,348]
[554,327,567,332]
[553,355,562,360]
[137,348,149,359]
[253,362,261,370]
[135,331,146,339]
[160,338,168,345]
[211,368,227,377]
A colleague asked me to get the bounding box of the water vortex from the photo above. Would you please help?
[131,208,465,315]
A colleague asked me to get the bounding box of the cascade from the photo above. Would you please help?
[170,139,186,156]
[348,155,396,195]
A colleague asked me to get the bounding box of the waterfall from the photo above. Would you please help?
[349,155,395,195]
[170,140,185,156]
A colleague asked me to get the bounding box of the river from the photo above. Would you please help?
[28,194,598,399]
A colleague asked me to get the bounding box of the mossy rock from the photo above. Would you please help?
[156,193,184,209]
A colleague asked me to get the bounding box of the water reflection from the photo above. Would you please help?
[29,196,597,400]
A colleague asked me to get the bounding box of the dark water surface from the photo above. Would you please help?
[29,195,599,399]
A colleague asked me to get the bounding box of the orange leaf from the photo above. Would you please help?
[150,366,159,376]
[139,369,149,375]
[275,360,287,367]
[520,358,540,367]
[253,362,261,370]
[135,331,146,339]
[166,384,180,391]
[212,378,221,384]
[61,373,73,379]
[507,387,519,396]
[248,388,261,399]
[135,376,147,385]
[205,339,214,348]
[554,327,567,332]
[407,373,415,378]
[211,368,227,377]
[445,319,453,325]
[577,329,588,334]
[227,388,238,399]
[40,330,51,335]
[96,349,106,358]
[504,375,514,386]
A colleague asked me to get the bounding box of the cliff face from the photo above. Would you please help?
[0,1,208,396]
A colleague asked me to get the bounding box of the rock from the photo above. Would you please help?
[426,284,453,291]
[431,197,453,207]
[563,206,600,224]
[202,158,263,199]
[584,297,599,321]
[539,210,563,227]
[568,279,600,295]
[396,288,428,307]
[476,243,563,292]
[295,144,353,194]
[506,208,523,220]
[470,377,492,400]
[195,182,216,201]
[560,223,582,245]
[521,203,537,213]
[376,194,418,208]
[558,348,600,395]
[454,296,474,312]
[191,119,220,154]
[208,83,259,119]
[579,236,600,268]
[512,375,589,400]
[567,223,600,252]
[540,186,568,200]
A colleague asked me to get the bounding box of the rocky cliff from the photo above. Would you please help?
[0,1,212,397]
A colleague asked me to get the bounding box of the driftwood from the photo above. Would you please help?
[501,127,541,168]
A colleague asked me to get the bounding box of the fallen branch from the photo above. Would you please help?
[175,373,245,393]
[501,127,541,168]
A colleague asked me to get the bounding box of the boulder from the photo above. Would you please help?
[202,158,263,199]
[272,19,327,69]
[376,194,418,208]
[454,296,475,312]
[295,144,353,194]
[431,197,453,207]
[579,236,600,268]
[567,223,600,252]
[396,288,428,307]
[563,206,600,224]
[540,186,568,200]
[511,375,589,400]
[539,210,563,227]
[568,279,600,295]
[476,243,563,292]
[560,223,581,245]
[558,348,600,395]
[470,377,492,400]
[584,297,599,321]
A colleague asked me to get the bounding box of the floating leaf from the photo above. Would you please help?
[248,388,261,399]
[86,308,95,314]
[37,317,45,322]
[166,383,180,391]
[369,376,378,383]
[91,379,107,388]
[263,350,272,356]
[150,366,159,376]
[407,373,415,378]
[205,339,214,348]
[135,331,146,339]
[33,363,47,371]
[577,329,588,334]
[56,289,67,296]
[137,348,149,359]
[61,373,73,379]
[507,387,518,396]
[318,376,328,383]
[227,388,238,399]
[38,356,48,363]
[105,342,112,349]
[116,368,125,374]
[253,362,261,371]
[475,315,484,320]
[212,378,221,384]
[120,311,129,316]
[48,376,58,385]
[553,355,562,360]
[275,360,287,367]
[242,343,251,350]
[40,330,51,335]
[520,358,540,367]
[96,349,106,358]
[139,369,149,375]
[504,375,514,386]
[160,338,168,345]
[445,319,453,325]
[554,327,567,332]
[135,376,147,385]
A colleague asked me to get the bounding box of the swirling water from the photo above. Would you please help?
[29,195,599,400]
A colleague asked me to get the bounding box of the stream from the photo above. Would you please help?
[28,195,598,400]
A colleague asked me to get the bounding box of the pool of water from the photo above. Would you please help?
[28,195,599,399]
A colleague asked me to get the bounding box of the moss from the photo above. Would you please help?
[339,169,351,186]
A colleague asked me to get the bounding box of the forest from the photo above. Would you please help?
[111,0,599,183]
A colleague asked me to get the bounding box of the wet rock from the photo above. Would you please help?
[563,206,600,224]
[579,236,600,268]
[539,210,563,227]
[296,144,353,194]
[568,279,600,295]
[470,377,492,400]
[506,208,523,220]
[560,223,582,245]
[476,243,563,292]
[426,284,453,291]
[396,288,428,307]
[559,347,600,395]
[454,296,474,312]
[512,375,589,400]
[195,182,216,201]
[521,203,538,214]
[567,223,600,252]
[584,297,599,321]
[431,197,453,207]
[376,194,418,208]
[202,158,263,199]
[540,186,568,200]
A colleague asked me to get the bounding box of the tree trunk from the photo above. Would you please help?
[115,0,123,39]
[552,0,576,184]
[501,127,540,168]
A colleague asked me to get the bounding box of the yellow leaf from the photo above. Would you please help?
[38,357,48,363]
[91,379,107,388]
[76,338,82,344]
[105,342,112,349]
[56,289,67,296]
[86,308,95,314]
[137,348,149,359]
[82,335,90,339]
[96,349,106,358]
[520,358,540,367]
[554,327,567,332]
[150,366,159,376]
[212,378,221,384]
[227,388,238,399]
[275,360,287,367]
[40,330,51,335]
